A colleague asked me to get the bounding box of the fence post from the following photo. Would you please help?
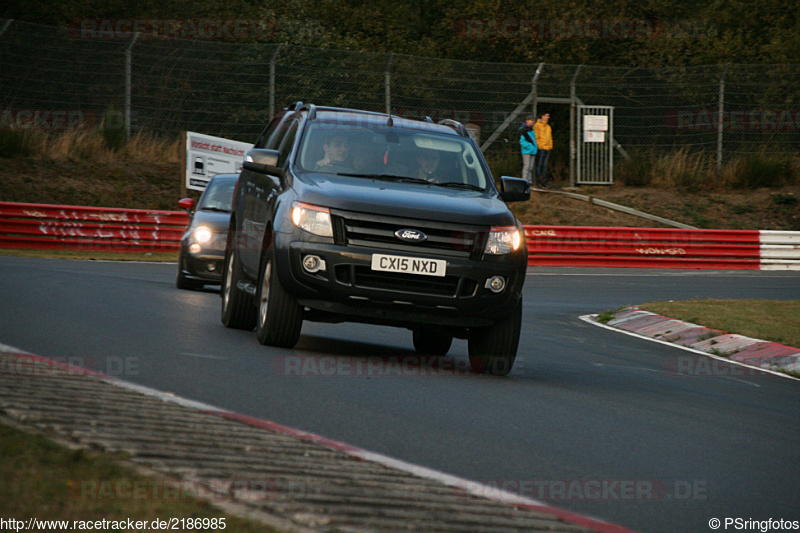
[531,62,544,121]
[717,64,730,172]
[385,53,394,114]
[0,19,12,73]
[569,65,583,187]
[269,44,283,118]
[0,19,12,38]
[124,32,140,142]
[479,63,544,153]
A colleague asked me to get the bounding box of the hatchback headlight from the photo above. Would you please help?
[192,225,213,244]
[485,226,521,255]
[292,202,333,238]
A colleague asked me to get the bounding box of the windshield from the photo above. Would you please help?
[197,178,235,212]
[296,122,491,190]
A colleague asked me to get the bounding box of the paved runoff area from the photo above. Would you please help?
[0,347,630,533]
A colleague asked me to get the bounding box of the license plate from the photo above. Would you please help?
[371,254,446,277]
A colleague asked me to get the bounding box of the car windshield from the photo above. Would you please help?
[197,178,235,212]
[296,121,491,190]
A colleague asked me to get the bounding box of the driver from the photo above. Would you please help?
[315,134,349,170]
[415,149,440,181]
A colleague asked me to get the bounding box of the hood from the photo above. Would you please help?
[189,209,231,232]
[293,172,516,226]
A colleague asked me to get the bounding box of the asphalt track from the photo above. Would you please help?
[1,256,798,532]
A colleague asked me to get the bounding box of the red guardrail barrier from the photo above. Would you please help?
[0,202,189,253]
[2,202,793,270]
[525,226,761,269]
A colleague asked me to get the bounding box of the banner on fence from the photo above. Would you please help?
[185,132,252,191]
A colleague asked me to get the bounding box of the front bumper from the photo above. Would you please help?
[275,235,526,330]
[178,235,227,283]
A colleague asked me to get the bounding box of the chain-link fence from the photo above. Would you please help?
[2,19,799,166]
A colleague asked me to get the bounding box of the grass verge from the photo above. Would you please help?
[638,299,800,348]
[0,422,279,531]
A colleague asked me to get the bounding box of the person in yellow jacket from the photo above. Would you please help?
[533,113,553,187]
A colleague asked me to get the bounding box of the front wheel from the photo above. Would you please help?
[221,248,256,330]
[255,248,303,348]
[468,299,522,376]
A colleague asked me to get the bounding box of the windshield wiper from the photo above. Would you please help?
[201,206,231,213]
[334,172,431,184]
[432,182,485,191]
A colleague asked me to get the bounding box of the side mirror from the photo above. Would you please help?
[178,198,195,210]
[498,176,531,203]
[242,148,281,175]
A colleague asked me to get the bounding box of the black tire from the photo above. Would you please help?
[412,328,452,356]
[468,298,522,376]
[221,247,256,330]
[255,247,303,348]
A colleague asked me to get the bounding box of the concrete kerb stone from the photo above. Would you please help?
[0,346,632,533]
[596,307,800,378]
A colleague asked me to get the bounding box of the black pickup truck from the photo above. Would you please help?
[221,104,530,375]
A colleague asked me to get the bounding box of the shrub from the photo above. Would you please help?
[734,152,793,189]
[0,129,46,158]
[101,105,126,152]
[653,149,716,191]
[614,150,653,187]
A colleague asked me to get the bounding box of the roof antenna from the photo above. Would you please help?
[386,115,393,127]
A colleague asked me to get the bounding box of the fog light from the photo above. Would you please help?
[485,276,506,293]
[302,255,326,273]
[189,243,202,254]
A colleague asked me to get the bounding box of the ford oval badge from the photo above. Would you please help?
[395,229,427,243]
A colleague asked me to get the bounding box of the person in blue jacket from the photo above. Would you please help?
[518,114,538,185]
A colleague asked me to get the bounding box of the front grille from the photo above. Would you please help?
[335,265,477,297]
[331,210,486,259]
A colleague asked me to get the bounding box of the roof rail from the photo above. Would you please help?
[312,106,388,117]
[284,101,304,111]
[438,118,470,138]
[300,103,318,120]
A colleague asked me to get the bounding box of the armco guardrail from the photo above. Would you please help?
[0,201,188,253]
[525,226,800,271]
[1,202,798,269]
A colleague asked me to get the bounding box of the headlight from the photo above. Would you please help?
[292,202,333,238]
[484,226,521,255]
[192,225,213,244]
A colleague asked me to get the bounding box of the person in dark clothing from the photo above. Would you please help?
[518,114,537,185]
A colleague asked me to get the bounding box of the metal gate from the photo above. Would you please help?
[574,105,614,185]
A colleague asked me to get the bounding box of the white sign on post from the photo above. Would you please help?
[583,115,608,132]
[185,132,253,191]
[583,115,608,144]
[585,130,606,143]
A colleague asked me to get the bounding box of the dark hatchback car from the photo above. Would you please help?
[176,173,238,290]
[222,105,530,375]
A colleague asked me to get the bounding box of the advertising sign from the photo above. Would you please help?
[185,132,253,191]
